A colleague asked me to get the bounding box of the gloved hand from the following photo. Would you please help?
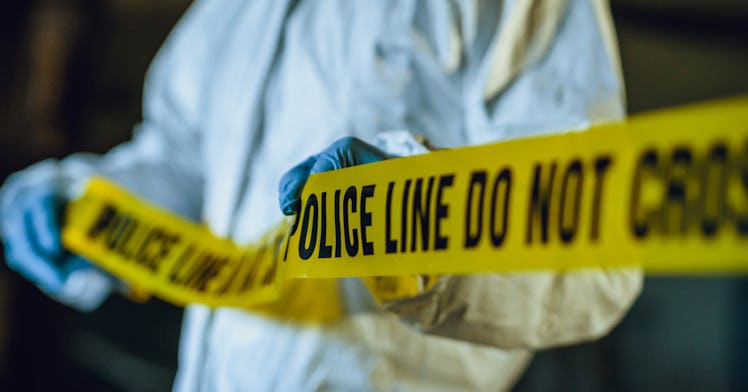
[1,180,110,310]
[279,136,389,215]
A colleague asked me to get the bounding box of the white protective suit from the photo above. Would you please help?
[1,0,642,390]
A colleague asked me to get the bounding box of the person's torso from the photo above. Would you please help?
[174,0,624,390]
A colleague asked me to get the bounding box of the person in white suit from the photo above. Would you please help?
[1,1,641,390]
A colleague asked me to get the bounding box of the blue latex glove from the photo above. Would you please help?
[1,182,94,295]
[279,137,389,215]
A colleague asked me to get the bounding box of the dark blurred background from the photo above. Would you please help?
[0,1,190,390]
[0,0,746,391]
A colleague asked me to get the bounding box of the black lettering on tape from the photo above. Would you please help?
[559,160,583,244]
[590,156,612,241]
[343,186,359,256]
[106,214,132,256]
[239,255,262,292]
[738,140,748,235]
[435,174,454,250]
[262,262,276,286]
[299,194,319,260]
[318,192,333,258]
[400,180,412,253]
[193,256,229,292]
[630,149,658,239]
[169,244,195,283]
[385,182,397,253]
[464,171,487,249]
[172,247,224,290]
[87,204,117,239]
[134,229,162,271]
[526,162,557,244]
[700,143,729,237]
[661,147,693,236]
[213,255,244,295]
[411,177,435,251]
[334,189,342,257]
[489,168,511,247]
[360,185,375,255]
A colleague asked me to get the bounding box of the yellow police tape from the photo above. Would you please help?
[62,96,748,315]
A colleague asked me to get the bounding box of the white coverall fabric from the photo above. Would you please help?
[0,0,642,390]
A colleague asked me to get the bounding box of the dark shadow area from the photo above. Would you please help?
[0,1,190,390]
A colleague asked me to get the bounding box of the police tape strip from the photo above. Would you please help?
[62,96,748,310]
[63,179,287,309]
